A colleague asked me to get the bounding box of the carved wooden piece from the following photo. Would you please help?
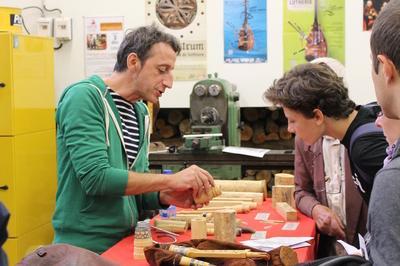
[194,185,222,204]
[168,245,269,259]
[272,185,295,208]
[276,202,298,221]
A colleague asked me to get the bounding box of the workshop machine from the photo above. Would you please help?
[164,73,242,179]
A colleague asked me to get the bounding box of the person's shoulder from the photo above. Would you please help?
[60,76,105,103]
[376,158,400,183]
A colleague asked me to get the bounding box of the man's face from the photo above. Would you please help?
[371,54,400,119]
[134,42,176,104]
[375,111,398,146]
[283,107,324,145]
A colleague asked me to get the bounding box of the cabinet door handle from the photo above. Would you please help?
[0,185,8,190]
[0,83,5,88]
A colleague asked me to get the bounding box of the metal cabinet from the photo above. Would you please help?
[0,32,56,266]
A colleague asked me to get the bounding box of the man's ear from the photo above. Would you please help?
[127,52,140,71]
[313,109,324,125]
[377,54,396,84]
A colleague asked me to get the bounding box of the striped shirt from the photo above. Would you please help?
[108,88,139,168]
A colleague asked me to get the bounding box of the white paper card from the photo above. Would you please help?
[222,146,270,158]
[254,212,270,221]
[250,231,267,240]
[282,222,299,230]
[241,236,313,252]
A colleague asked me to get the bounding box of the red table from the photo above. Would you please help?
[102,199,316,265]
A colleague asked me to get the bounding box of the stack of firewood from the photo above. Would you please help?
[153,109,191,139]
[152,107,293,143]
[240,108,293,144]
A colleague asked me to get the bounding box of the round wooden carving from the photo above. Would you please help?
[156,0,197,29]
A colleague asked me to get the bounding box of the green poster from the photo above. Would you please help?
[283,0,345,71]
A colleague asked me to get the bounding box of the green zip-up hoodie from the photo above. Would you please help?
[52,75,163,254]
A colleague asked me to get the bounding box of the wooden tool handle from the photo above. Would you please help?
[169,245,270,259]
[179,255,215,266]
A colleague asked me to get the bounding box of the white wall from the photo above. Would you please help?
[2,0,377,107]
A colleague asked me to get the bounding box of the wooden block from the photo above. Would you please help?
[274,173,294,186]
[213,209,237,242]
[272,185,295,208]
[275,202,297,221]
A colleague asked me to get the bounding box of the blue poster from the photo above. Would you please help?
[224,0,267,63]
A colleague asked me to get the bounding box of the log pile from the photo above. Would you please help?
[151,107,293,145]
[241,107,294,144]
[152,109,191,140]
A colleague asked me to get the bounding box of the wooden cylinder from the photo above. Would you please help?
[154,219,188,233]
[208,200,257,210]
[194,185,222,204]
[191,217,207,239]
[172,213,212,225]
[213,209,236,242]
[215,180,267,199]
[220,191,264,205]
[133,238,153,259]
[240,123,253,141]
[274,173,295,186]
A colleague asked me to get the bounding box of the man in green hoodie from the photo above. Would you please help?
[53,25,215,254]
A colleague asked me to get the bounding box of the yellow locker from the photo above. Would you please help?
[0,31,56,266]
[0,32,55,136]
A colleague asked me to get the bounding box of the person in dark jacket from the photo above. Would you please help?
[264,60,387,203]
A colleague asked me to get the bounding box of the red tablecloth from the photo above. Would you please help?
[102,199,316,265]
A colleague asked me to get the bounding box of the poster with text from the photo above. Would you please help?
[146,0,207,81]
[224,0,267,63]
[283,0,345,71]
[363,0,390,31]
[84,16,124,78]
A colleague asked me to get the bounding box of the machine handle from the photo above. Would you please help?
[0,185,9,190]
[0,82,6,88]
[238,121,245,131]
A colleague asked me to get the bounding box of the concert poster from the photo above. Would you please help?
[283,0,345,71]
[224,0,267,64]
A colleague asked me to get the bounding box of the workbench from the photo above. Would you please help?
[101,199,316,265]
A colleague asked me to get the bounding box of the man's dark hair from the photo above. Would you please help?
[370,0,400,74]
[264,63,356,119]
[114,24,181,72]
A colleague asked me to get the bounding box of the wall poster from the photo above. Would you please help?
[224,0,267,63]
[84,16,124,77]
[283,0,345,71]
[363,0,390,31]
[146,0,207,81]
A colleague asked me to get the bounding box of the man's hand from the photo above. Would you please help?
[311,204,346,240]
[159,190,203,209]
[166,165,215,200]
